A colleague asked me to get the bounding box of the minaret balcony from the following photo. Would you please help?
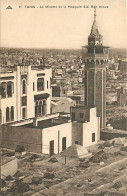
[86,53,109,59]
[85,58,108,69]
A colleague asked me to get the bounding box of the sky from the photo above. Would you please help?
[1,0,127,49]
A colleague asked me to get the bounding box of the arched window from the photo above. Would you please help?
[39,101,42,115]
[6,107,9,122]
[11,106,14,121]
[96,60,99,65]
[22,79,26,94]
[101,60,104,64]
[91,60,94,64]
[42,100,46,114]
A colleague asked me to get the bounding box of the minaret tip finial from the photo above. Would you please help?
[94,7,96,21]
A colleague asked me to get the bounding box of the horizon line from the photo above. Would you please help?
[1,46,127,50]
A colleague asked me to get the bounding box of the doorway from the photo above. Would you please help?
[50,140,54,156]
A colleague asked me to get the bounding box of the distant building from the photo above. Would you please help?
[68,95,82,105]
[106,88,117,104]
[70,106,100,147]
[52,84,68,97]
[117,87,127,106]
[51,97,76,114]
[82,8,109,128]
[109,63,119,71]
[52,85,61,97]
[118,60,127,72]
[0,60,52,124]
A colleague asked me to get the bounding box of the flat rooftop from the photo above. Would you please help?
[20,116,70,129]
[71,105,96,109]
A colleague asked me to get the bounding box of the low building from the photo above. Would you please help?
[118,60,127,72]
[51,97,76,114]
[1,106,100,154]
[106,88,117,104]
[117,87,127,106]
[70,106,100,147]
[51,84,68,97]
[1,114,72,155]
[52,85,61,97]
[68,95,82,105]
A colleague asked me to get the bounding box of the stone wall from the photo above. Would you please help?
[1,125,42,153]
[101,130,127,141]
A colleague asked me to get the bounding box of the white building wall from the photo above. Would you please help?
[0,72,17,124]
[82,118,99,147]
[27,66,35,118]
[0,65,52,123]
[42,122,72,154]
[71,107,100,147]
[46,97,51,114]
[83,108,100,147]
[16,66,22,121]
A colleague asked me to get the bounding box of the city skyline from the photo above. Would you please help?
[1,0,127,49]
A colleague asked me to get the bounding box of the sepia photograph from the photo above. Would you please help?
[0,0,127,195]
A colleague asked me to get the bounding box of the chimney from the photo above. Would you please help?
[40,55,45,68]
[33,118,38,127]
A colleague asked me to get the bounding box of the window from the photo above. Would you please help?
[101,60,104,65]
[47,81,48,89]
[22,80,26,94]
[22,96,27,106]
[6,107,9,122]
[80,113,84,118]
[7,82,12,97]
[33,82,35,91]
[96,60,99,65]
[22,108,26,119]
[11,106,14,121]
[42,103,44,113]
[43,100,46,113]
[35,100,46,117]
[1,83,6,98]
[75,141,78,144]
[92,133,95,142]
[37,78,44,91]
[62,137,66,151]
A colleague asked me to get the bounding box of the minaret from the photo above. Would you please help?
[83,8,109,128]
